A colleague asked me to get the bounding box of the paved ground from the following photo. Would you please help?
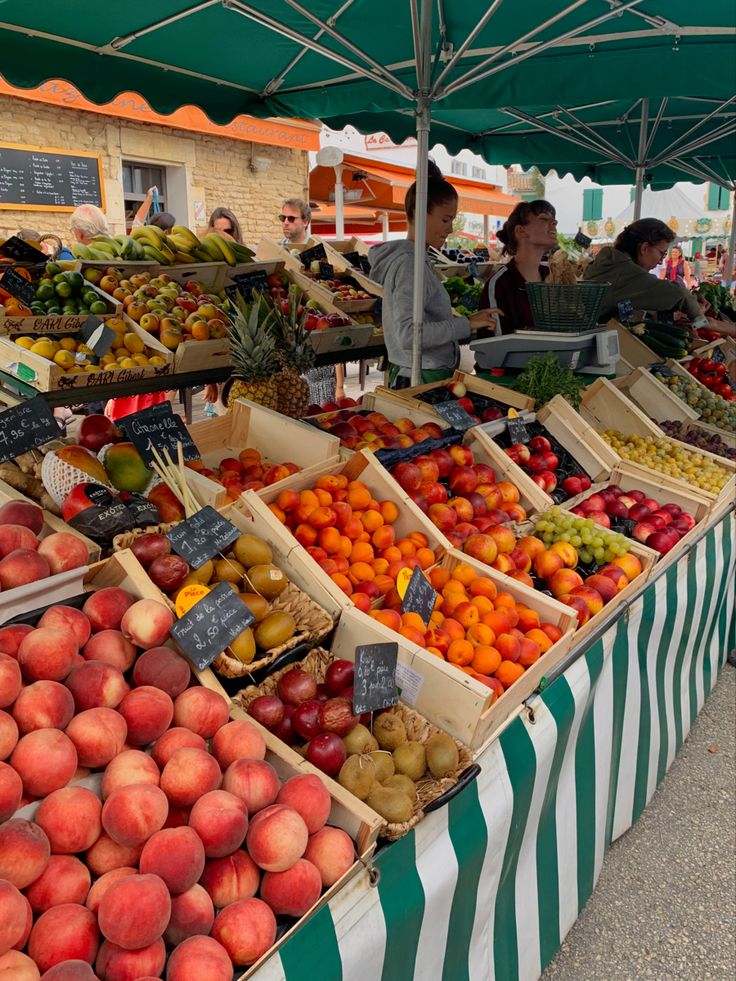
[543,663,736,981]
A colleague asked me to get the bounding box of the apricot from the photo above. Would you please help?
[81,630,136,673]
[494,660,525,688]
[211,897,276,967]
[470,645,502,676]
[11,681,74,734]
[66,660,129,711]
[303,826,355,887]
[172,687,229,738]
[151,726,206,769]
[28,904,99,974]
[101,750,160,800]
[25,855,91,913]
[101,784,169,848]
[211,719,265,770]
[11,729,77,797]
[164,883,215,946]
[98,874,170,950]
[447,639,474,666]
[95,938,166,981]
[526,628,554,653]
[139,827,205,895]
[132,646,190,698]
[17,628,77,683]
[160,747,222,808]
[199,848,260,908]
[65,707,127,768]
[35,787,102,854]
[117,686,173,746]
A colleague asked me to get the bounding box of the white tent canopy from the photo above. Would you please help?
[613,186,703,225]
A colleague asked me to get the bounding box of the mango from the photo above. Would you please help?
[104,442,152,493]
[147,483,186,522]
[57,445,110,484]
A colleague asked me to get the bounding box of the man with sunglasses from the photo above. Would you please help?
[280,200,311,245]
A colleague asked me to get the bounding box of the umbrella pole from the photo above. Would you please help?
[334,164,345,239]
[632,98,650,221]
[726,191,736,290]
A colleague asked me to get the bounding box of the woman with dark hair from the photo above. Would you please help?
[207,207,243,244]
[479,199,558,333]
[369,161,498,387]
[660,245,692,288]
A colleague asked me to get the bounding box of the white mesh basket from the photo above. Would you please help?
[41,451,112,507]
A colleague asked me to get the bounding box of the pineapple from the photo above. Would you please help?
[225,293,279,410]
[272,286,314,418]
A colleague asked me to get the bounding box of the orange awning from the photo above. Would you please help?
[310,202,408,236]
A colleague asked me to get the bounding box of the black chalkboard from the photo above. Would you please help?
[0,236,47,264]
[0,396,60,464]
[358,256,371,275]
[166,506,241,570]
[342,251,361,268]
[353,642,399,714]
[80,315,115,358]
[231,269,270,300]
[0,145,103,210]
[507,415,531,444]
[0,267,35,308]
[119,403,200,467]
[574,230,593,248]
[434,400,476,431]
[171,582,255,671]
[401,566,438,628]
[617,300,635,323]
[299,243,327,268]
[319,262,335,281]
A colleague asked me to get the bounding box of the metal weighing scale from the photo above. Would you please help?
[470,327,620,375]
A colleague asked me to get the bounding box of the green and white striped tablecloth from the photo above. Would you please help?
[258,511,735,981]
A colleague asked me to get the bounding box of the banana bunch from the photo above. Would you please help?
[165,225,255,266]
[73,224,255,267]
[72,235,147,261]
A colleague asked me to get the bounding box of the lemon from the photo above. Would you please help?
[100,353,117,367]
[30,339,56,360]
[132,354,150,366]
[148,355,167,365]
[59,337,78,351]
[84,364,101,373]
[118,357,138,369]
[123,333,145,354]
[15,336,35,350]
[53,350,76,369]
[111,334,125,350]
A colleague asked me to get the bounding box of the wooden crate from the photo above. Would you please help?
[379,370,535,416]
[121,313,227,375]
[613,367,699,423]
[0,282,121,336]
[0,476,99,562]
[609,319,664,368]
[165,262,229,291]
[535,396,616,480]
[331,556,577,750]
[72,260,159,276]
[305,389,450,448]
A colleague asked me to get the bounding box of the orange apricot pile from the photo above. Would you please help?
[268,474,437,607]
[187,449,299,502]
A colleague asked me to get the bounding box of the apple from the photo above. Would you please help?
[562,476,582,497]
[648,514,667,531]
[632,521,655,543]
[651,509,673,526]
[605,500,629,520]
[617,495,638,510]
[628,503,652,522]
[660,503,682,518]
[579,475,592,491]
[647,530,680,554]
[673,513,696,533]
[580,494,606,513]
[528,455,548,474]
[529,435,551,454]
[78,415,121,453]
[540,471,557,492]
[543,452,559,471]
[642,498,660,511]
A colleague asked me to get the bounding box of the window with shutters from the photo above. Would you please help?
[582,188,603,221]
[707,183,730,211]
[450,159,468,176]
[122,162,167,230]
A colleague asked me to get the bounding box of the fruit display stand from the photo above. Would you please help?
[0,283,120,335]
[379,369,535,418]
[468,427,556,515]
[532,397,613,482]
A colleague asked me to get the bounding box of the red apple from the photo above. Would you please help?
[529,435,551,454]
[647,530,679,554]
[628,503,652,522]
[392,462,423,493]
[78,415,121,453]
[561,476,583,497]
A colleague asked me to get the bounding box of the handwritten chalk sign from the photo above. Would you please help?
[434,400,476,431]
[353,642,399,715]
[0,236,47,264]
[0,396,60,463]
[80,315,115,358]
[171,582,255,671]
[231,268,270,300]
[166,506,241,570]
[0,267,35,308]
[119,403,200,467]
[319,262,335,281]
[507,415,531,444]
[617,300,635,323]
[299,243,328,268]
[401,566,437,628]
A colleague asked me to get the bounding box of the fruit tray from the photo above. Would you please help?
[533,397,614,483]
[121,311,230,375]
[379,369,534,419]
[0,281,121,335]
[234,642,477,840]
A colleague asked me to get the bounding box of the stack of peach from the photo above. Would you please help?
[268,474,437,607]
[188,449,300,501]
[368,560,564,698]
[313,409,445,452]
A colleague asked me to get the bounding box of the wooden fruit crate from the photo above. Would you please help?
[165,262,229,291]
[608,319,665,368]
[0,476,99,562]
[0,282,121,335]
[332,556,577,751]
[613,367,699,423]
[534,396,614,481]
[379,369,535,416]
[184,398,341,509]
[121,312,228,375]
[468,427,552,515]
[72,260,159,276]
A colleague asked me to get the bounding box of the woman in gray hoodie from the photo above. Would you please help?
[369,161,498,387]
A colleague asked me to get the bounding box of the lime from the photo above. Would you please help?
[64,271,84,291]
[35,282,55,302]
[55,281,72,298]
[52,273,67,283]
[89,300,108,315]
[45,262,61,277]
[82,289,99,306]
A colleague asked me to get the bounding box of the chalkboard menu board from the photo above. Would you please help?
[0,143,104,212]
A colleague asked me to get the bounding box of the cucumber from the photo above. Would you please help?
[643,335,688,359]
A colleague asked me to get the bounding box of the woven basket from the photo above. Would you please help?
[236,647,474,840]
[112,523,334,675]
[527,281,609,332]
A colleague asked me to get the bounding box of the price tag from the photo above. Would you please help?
[0,396,60,464]
[358,256,372,275]
[170,582,255,671]
[342,251,362,268]
[119,403,200,467]
[401,566,438,627]
[319,262,335,281]
[299,243,328,268]
[574,230,592,249]
[506,411,531,444]
[434,400,476,431]
[166,506,241,570]
[0,236,47,264]
[617,300,635,324]
[353,642,399,715]
[80,315,114,358]
[231,269,270,300]
[0,267,36,308]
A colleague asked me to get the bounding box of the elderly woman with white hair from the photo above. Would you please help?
[69,204,109,244]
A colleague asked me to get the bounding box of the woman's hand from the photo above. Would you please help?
[469,308,501,331]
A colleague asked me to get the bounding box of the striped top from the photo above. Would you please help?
[480,258,549,334]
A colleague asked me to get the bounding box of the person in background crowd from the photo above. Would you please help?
[280,199,311,245]
[39,235,64,259]
[16,227,41,243]
[206,208,243,244]
[660,245,693,288]
[478,199,558,334]
[131,187,175,231]
[369,160,498,387]
[69,204,109,245]
[692,252,704,284]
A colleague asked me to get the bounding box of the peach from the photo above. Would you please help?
[28,904,99,973]
[303,826,355,887]
[533,549,565,580]
[0,523,38,555]
[35,787,102,854]
[37,533,88,575]
[0,653,20,709]
[585,573,618,604]
[0,761,22,821]
[571,585,604,617]
[276,774,331,835]
[65,708,127,768]
[151,727,206,769]
[95,938,166,981]
[0,878,27,954]
[120,600,173,648]
[549,568,584,598]
[173,687,229,738]
[102,750,160,800]
[0,711,18,759]
[550,541,578,569]
[598,563,629,591]
[85,868,138,915]
[0,623,33,658]
[246,803,308,873]
[17,629,77,683]
[612,553,642,581]
[117,686,173,746]
[66,661,130,711]
[558,593,590,626]
[165,935,232,981]
[132,646,190,698]
[81,631,136,673]
[199,848,260,907]
[0,819,49,888]
[463,533,498,566]
[160,747,221,808]
[11,728,77,797]
[12,681,74,735]
[38,606,91,648]
[211,897,276,967]
[139,826,205,895]
[35,963,95,980]
[0,549,49,590]
[0,950,40,980]
[222,758,280,815]
[25,855,91,912]
[14,891,32,950]
[0,500,43,533]
[98,874,170,950]
[85,835,142,877]
[260,857,322,917]
[211,719,265,770]
[82,589,134,632]
[101,784,169,848]
[165,884,215,946]
[188,789,248,858]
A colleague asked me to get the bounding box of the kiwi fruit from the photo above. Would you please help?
[425,733,459,779]
[393,741,426,781]
[343,723,376,756]
[338,754,376,800]
[240,593,269,623]
[247,563,288,599]
[233,533,272,568]
[367,786,413,824]
[213,558,246,584]
[369,750,395,782]
[254,611,296,650]
[181,560,213,586]
[227,627,256,665]
[373,713,407,751]
[383,774,417,802]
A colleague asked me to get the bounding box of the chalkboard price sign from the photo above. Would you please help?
[574,229,593,248]
[401,566,438,628]
[80,315,115,358]
[0,396,60,463]
[358,256,372,275]
[0,144,103,211]
[506,415,531,444]
[342,251,362,268]
[0,267,36,308]
[434,400,476,431]
[119,403,200,467]
[171,582,255,671]
[166,506,241,570]
[617,300,635,323]
[299,243,327,268]
[319,262,335,281]
[0,236,47,264]
[353,642,399,715]
[231,269,271,300]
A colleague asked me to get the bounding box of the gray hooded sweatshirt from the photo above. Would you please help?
[584,246,702,321]
[368,240,471,375]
